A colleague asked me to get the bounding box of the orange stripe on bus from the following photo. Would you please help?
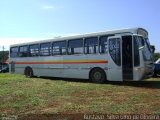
[15,60,108,64]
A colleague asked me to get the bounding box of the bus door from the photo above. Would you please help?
[107,36,122,81]
[121,35,133,81]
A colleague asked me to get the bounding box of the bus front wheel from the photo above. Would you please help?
[90,68,106,83]
[24,67,33,78]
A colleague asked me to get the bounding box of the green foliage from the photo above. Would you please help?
[150,45,160,62]
[0,51,9,63]
[153,52,160,62]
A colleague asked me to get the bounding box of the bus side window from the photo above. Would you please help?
[84,37,98,54]
[40,42,51,56]
[68,39,83,55]
[85,46,89,54]
[70,48,74,54]
[29,44,39,57]
[59,47,62,55]
[94,45,97,53]
[10,47,19,58]
[53,41,66,55]
[99,36,108,53]
[19,46,28,57]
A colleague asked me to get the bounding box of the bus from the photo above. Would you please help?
[9,28,153,83]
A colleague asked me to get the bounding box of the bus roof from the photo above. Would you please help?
[10,27,148,47]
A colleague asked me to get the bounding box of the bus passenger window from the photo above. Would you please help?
[19,46,28,57]
[53,41,66,55]
[29,44,39,57]
[99,36,108,53]
[10,47,19,58]
[68,39,83,55]
[84,37,98,54]
[40,43,51,56]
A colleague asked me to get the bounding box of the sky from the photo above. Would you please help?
[0,0,160,52]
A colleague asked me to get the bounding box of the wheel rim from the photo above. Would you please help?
[93,72,102,81]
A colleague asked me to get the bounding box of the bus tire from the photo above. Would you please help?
[24,67,33,78]
[90,68,106,83]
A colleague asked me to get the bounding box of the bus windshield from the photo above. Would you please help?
[137,36,152,61]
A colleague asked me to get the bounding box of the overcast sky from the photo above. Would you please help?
[0,0,160,52]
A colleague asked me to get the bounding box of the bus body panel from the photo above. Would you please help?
[10,54,109,79]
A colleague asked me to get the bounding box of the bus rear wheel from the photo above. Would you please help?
[90,68,106,83]
[25,67,33,78]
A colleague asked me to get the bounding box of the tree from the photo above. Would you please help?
[153,52,160,62]
[0,51,9,63]
[150,45,160,62]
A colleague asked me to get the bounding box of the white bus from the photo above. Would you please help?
[9,28,153,83]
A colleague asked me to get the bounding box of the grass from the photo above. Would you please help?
[0,73,160,116]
